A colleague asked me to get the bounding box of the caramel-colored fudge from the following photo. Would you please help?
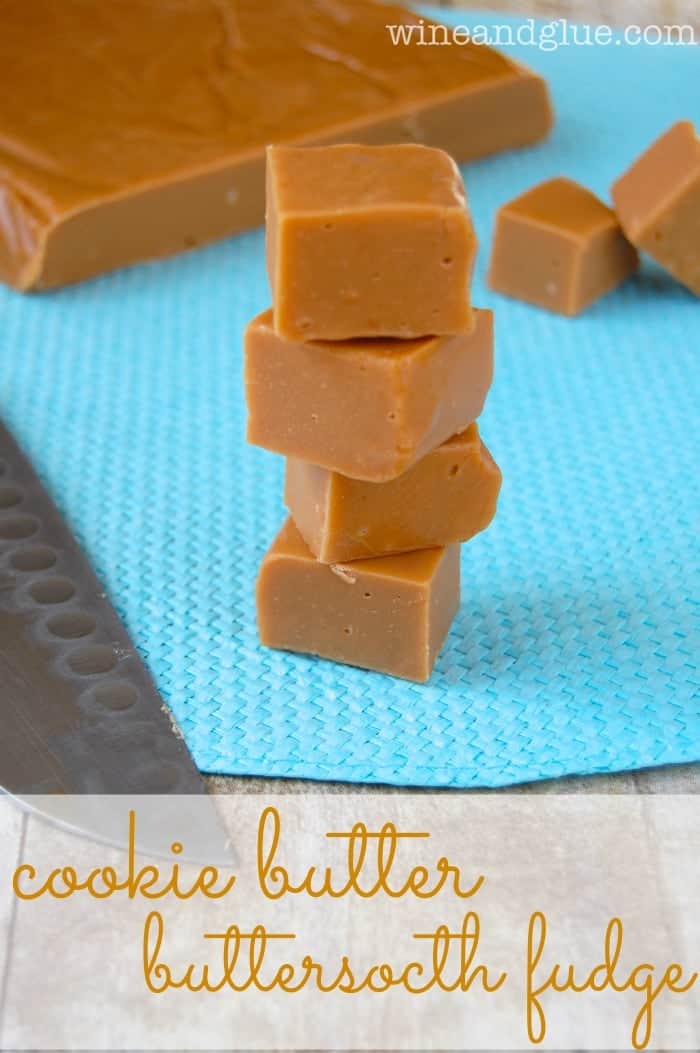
[0,0,553,292]
[612,121,700,296]
[266,144,477,340]
[285,424,501,564]
[257,518,459,681]
[488,177,639,315]
[245,308,493,482]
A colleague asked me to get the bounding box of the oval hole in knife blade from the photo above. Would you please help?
[0,514,39,540]
[90,681,138,710]
[0,485,22,508]
[126,761,186,793]
[11,545,57,572]
[46,610,96,639]
[29,576,76,604]
[67,644,118,676]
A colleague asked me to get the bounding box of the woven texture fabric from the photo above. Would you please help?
[0,11,698,787]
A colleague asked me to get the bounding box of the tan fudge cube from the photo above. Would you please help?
[612,120,700,296]
[257,518,460,682]
[244,307,493,482]
[488,177,638,315]
[285,424,501,563]
[266,143,477,340]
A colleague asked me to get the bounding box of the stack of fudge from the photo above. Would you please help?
[244,144,501,682]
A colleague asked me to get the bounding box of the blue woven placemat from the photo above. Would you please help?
[0,10,698,787]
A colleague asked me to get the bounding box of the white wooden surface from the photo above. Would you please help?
[438,0,700,29]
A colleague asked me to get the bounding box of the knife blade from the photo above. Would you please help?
[0,417,205,795]
[0,419,232,861]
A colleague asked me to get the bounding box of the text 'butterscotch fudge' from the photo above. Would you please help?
[488,177,638,315]
[0,0,552,291]
[285,424,501,564]
[257,519,460,682]
[612,120,700,296]
[245,308,493,482]
[266,144,477,340]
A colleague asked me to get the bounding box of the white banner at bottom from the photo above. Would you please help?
[0,793,698,1050]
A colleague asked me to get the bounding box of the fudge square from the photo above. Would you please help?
[488,177,638,315]
[285,423,501,564]
[244,307,493,482]
[257,518,460,682]
[612,120,700,297]
[266,143,477,340]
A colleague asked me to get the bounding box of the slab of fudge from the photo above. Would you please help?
[285,424,501,563]
[488,177,639,315]
[245,308,494,482]
[0,0,553,291]
[612,121,700,297]
[266,144,477,340]
[257,518,459,682]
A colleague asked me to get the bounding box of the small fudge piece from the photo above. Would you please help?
[612,120,700,296]
[257,518,460,682]
[266,143,477,340]
[245,308,493,482]
[488,177,638,315]
[285,423,501,563]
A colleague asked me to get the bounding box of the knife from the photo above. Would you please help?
[0,419,231,861]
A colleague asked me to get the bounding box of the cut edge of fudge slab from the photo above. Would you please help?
[256,518,460,682]
[0,0,552,292]
[3,153,269,292]
[244,307,494,481]
[611,120,700,296]
[284,423,502,563]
